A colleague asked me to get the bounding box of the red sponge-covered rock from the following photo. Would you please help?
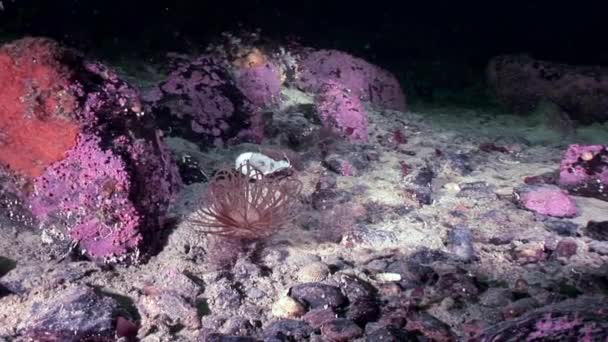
[0,37,181,263]
[0,37,81,178]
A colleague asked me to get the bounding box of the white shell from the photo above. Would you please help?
[235,152,291,177]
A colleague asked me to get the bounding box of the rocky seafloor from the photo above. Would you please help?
[1,37,608,341]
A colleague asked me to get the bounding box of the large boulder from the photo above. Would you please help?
[144,54,278,148]
[293,49,407,112]
[0,37,180,263]
[487,54,608,124]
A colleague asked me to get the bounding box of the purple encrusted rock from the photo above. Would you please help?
[315,80,369,141]
[234,62,283,109]
[517,185,578,218]
[295,49,407,111]
[145,54,265,147]
[558,144,608,201]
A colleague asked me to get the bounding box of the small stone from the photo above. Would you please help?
[495,186,514,198]
[303,308,337,329]
[375,273,402,282]
[447,225,476,262]
[544,220,579,237]
[297,262,330,282]
[517,185,578,218]
[139,288,200,331]
[289,283,347,310]
[320,319,363,341]
[588,240,608,255]
[365,326,411,341]
[479,288,514,307]
[502,297,539,319]
[263,319,313,340]
[405,311,455,341]
[201,333,257,342]
[443,182,460,193]
[337,274,376,302]
[585,221,608,241]
[555,239,578,259]
[272,296,306,319]
[512,241,547,264]
[346,298,380,325]
[457,181,496,200]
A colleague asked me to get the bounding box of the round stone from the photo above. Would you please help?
[272,296,306,319]
[297,262,330,282]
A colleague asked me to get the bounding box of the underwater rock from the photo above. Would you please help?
[584,220,608,241]
[22,286,132,342]
[346,298,380,325]
[516,185,578,218]
[479,288,514,308]
[487,54,608,124]
[554,238,578,259]
[233,61,283,109]
[544,219,579,236]
[364,325,413,342]
[138,287,201,333]
[405,311,455,341]
[558,144,608,201]
[302,308,337,329]
[0,261,100,295]
[144,54,265,147]
[320,318,363,341]
[289,282,347,310]
[199,333,257,342]
[0,37,180,263]
[263,319,313,340]
[446,225,476,262]
[477,296,608,341]
[271,296,306,319]
[294,49,406,112]
[315,80,369,141]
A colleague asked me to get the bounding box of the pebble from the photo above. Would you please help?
[289,283,347,310]
[502,297,539,319]
[320,318,363,341]
[272,296,306,319]
[447,225,476,262]
[588,240,608,255]
[443,182,461,193]
[544,220,579,237]
[512,241,547,264]
[555,239,578,259]
[346,298,381,325]
[479,288,514,307]
[303,308,337,329]
[263,319,313,340]
[375,272,402,282]
[297,262,330,282]
[585,221,608,241]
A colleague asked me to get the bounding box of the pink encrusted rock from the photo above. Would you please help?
[234,62,283,109]
[519,185,578,218]
[558,144,608,201]
[315,80,369,141]
[295,49,407,112]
